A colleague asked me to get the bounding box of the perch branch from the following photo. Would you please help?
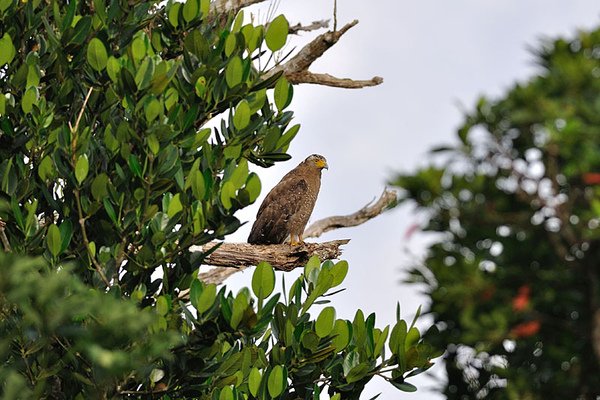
[178,240,349,298]
[186,189,396,288]
[303,189,398,238]
[265,20,382,89]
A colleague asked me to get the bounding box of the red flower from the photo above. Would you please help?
[583,173,600,185]
[512,285,531,312]
[511,320,541,338]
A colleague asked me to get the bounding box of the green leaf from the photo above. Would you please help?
[59,220,73,254]
[128,154,142,178]
[225,56,243,88]
[245,173,261,202]
[220,181,235,210]
[390,381,417,392]
[346,362,371,384]
[147,134,160,155]
[191,280,217,314]
[87,38,108,71]
[316,306,336,338]
[304,255,320,277]
[156,296,169,316]
[405,326,420,350]
[200,0,209,16]
[182,0,198,22]
[0,33,16,66]
[219,386,233,400]
[135,57,155,90]
[225,33,237,57]
[106,56,120,82]
[75,155,89,184]
[168,2,181,27]
[230,291,248,329]
[274,77,291,111]
[144,96,161,122]
[0,93,5,115]
[332,319,351,351]
[91,173,109,201]
[233,99,250,130]
[230,159,249,189]
[191,170,205,200]
[342,351,360,377]
[194,76,207,97]
[190,279,202,310]
[265,14,289,52]
[248,367,261,397]
[232,11,244,33]
[38,156,54,181]
[267,365,286,398]
[47,224,62,257]
[252,261,275,300]
[276,124,300,150]
[331,260,349,287]
[167,193,182,217]
[131,36,147,62]
[21,87,38,114]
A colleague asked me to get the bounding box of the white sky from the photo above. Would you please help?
[220,2,600,398]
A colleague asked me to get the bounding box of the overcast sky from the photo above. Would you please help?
[221,2,600,398]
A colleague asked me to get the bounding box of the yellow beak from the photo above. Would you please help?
[316,159,328,169]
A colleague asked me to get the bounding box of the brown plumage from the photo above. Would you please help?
[248,154,328,245]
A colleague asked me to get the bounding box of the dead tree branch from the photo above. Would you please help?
[211,0,265,15]
[289,20,330,34]
[185,189,396,289]
[304,189,398,238]
[178,240,349,298]
[266,19,383,89]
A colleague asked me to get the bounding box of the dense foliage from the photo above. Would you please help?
[394,26,600,399]
[0,0,436,398]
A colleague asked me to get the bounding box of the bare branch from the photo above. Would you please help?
[210,0,265,15]
[286,71,383,89]
[265,20,382,88]
[304,189,398,239]
[289,20,330,35]
[178,240,349,297]
[202,239,349,271]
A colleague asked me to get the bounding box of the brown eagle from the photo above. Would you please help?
[248,154,328,245]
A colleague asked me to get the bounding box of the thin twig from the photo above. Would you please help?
[72,87,94,134]
[333,0,337,32]
[0,218,11,252]
[74,189,111,287]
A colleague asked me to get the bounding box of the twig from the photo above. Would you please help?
[303,189,398,238]
[74,189,111,287]
[73,87,94,134]
[0,218,11,252]
[333,0,337,32]
[289,20,330,34]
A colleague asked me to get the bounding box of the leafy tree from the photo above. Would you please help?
[0,0,436,398]
[393,26,600,399]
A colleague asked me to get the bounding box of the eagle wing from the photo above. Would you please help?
[248,177,308,244]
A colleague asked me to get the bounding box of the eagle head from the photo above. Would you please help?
[305,154,328,170]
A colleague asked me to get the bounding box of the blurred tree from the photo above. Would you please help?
[393,26,600,399]
[0,0,436,398]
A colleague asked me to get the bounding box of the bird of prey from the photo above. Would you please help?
[248,154,328,245]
